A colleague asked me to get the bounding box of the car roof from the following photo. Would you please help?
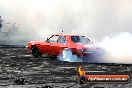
[55,34,84,36]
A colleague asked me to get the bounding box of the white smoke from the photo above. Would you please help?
[99,32,132,63]
[57,48,82,62]
[0,0,132,41]
[0,0,132,63]
[58,32,132,63]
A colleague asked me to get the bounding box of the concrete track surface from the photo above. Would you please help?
[0,46,132,88]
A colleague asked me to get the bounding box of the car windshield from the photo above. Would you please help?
[71,36,91,44]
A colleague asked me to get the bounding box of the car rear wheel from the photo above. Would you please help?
[31,46,42,57]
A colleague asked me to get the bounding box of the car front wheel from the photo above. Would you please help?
[31,46,42,57]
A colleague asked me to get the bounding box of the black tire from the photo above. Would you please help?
[31,46,42,57]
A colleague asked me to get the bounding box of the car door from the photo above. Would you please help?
[53,36,68,55]
[46,35,59,55]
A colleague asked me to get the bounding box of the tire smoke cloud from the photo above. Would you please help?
[0,0,132,63]
[99,32,132,63]
[58,32,132,64]
[0,0,132,41]
[57,48,82,62]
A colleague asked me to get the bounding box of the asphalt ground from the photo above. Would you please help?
[0,46,132,88]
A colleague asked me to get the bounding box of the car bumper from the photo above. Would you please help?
[79,49,106,57]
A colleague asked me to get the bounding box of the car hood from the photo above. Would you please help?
[28,41,44,44]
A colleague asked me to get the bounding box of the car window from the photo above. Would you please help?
[48,35,59,42]
[57,36,67,43]
[71,36,80,43]
[71,36,91,44]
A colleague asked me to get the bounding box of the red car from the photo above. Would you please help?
[28,34,103,59]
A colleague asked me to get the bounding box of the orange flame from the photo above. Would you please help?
[78,66,86,76]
